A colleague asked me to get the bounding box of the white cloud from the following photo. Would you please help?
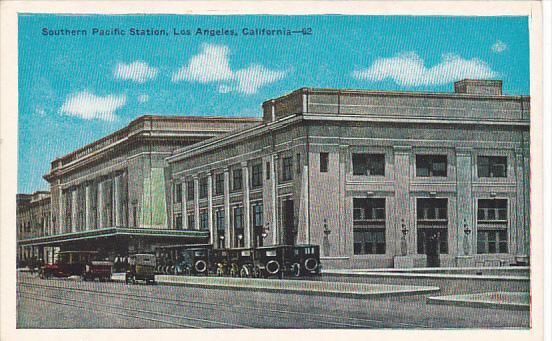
[114,61,158,83]
[60,91,126,121]
[138,94,149,103]
[172,43,287,94]
[491,40,507,53]
[352,52,498,87]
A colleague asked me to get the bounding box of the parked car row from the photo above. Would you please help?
[155,244,322,279]
[37,244,322,284]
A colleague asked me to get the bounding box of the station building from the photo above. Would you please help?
[17,79,530,269]
[17,115,260,262]
[166,80,530,269]
[16,191,51,266]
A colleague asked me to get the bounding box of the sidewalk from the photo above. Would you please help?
[112,273,440,298]
[427,292,530,310]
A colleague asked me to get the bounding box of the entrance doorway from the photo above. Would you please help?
[282,199,295,246]
[417,228,447,267]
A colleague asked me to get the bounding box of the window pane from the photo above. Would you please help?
[320,152,329,173]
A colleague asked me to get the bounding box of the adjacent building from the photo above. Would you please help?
[17,79,531,269]
[17,115,260,261]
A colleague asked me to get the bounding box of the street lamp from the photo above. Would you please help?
[400,219,409,256]
[463,219,472,256]
[323,219,331,256]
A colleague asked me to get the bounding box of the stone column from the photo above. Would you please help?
[207,172,214,245]
[114,175,122,227]
[271,154,279,245]
[97,181,104,229]
[58,181,64,235]
[393,146,413,255]
[242,162,251,248]
[71,189,78,233]
[85,184,92,230]
[181,179,188,229]
[194,176,200,230]
[224,169,231,248]
[515,147,528,256]
[456,148,474,262]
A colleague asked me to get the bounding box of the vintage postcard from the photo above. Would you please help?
[0,1,545,341]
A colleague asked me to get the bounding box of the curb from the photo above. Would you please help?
[323,271,530,282]
[112,275,440,298]
[426,295,530,311]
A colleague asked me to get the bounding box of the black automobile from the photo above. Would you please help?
[254,245,293,278]
[290,244,321,277]
[211,249,231,276]
[227,248,255,277]
[176,246,212,275]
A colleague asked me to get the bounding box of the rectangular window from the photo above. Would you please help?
[417,198,448,221]
[353,198,386,222]
[477,199,508,222]
[477,230,508,254]
[186,180,194,201]
[216,210,225,232]
[296,153,302,174]
[416,154,447,177]
[187,213,195,230]
[233,206,244,247]
[252,203,263,228]
[199,210,208,230]
[320,152,329,173]
[174,213,182,229]
[199,177,208,199]
[353,229,386,255]
[251,163,263,188]
[232,169,243,191]
[352,153,385,176]
[478,156,507,178]
[282,156,293,181]
[215,173,224,195]
[174,183,182,204]
[266,161,271,180]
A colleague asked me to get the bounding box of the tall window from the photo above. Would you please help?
[199,210,208,230]
[174,183,182,204]
[296,153,302,174]
[215,173,224,195]
[199,177,208,199]
[282,156,293,181]
[352,153,385,176]
[266,161,271,180]
[416,198,449,254]
[477,199,508,254]
[187,213,195,230]
[251,163,262,188]
[233,206,244,247]
[216,210,225,248]
[416,155,447,177]
[232,168,242,191]
[353,198,386,254]
[478,156,507,178]
[174,213,182,229]
[186,180,194,201]
[252,202,264,247]
[320,152,329,173]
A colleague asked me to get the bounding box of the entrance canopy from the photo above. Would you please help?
[18,227,209,247]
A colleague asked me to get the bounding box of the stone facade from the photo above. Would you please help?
[167,80,530,269]
[16,191,51,265]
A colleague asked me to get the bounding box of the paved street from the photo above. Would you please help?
[17,272,529,329]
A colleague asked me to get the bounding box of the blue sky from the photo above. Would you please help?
[18,15,529,193]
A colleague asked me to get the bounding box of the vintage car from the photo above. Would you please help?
[254,245,293,278]
[227,248,255,277]
[125,254,156,284]
[39,251,112,281]
[179,246,212,275]
[290,244,321,277]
